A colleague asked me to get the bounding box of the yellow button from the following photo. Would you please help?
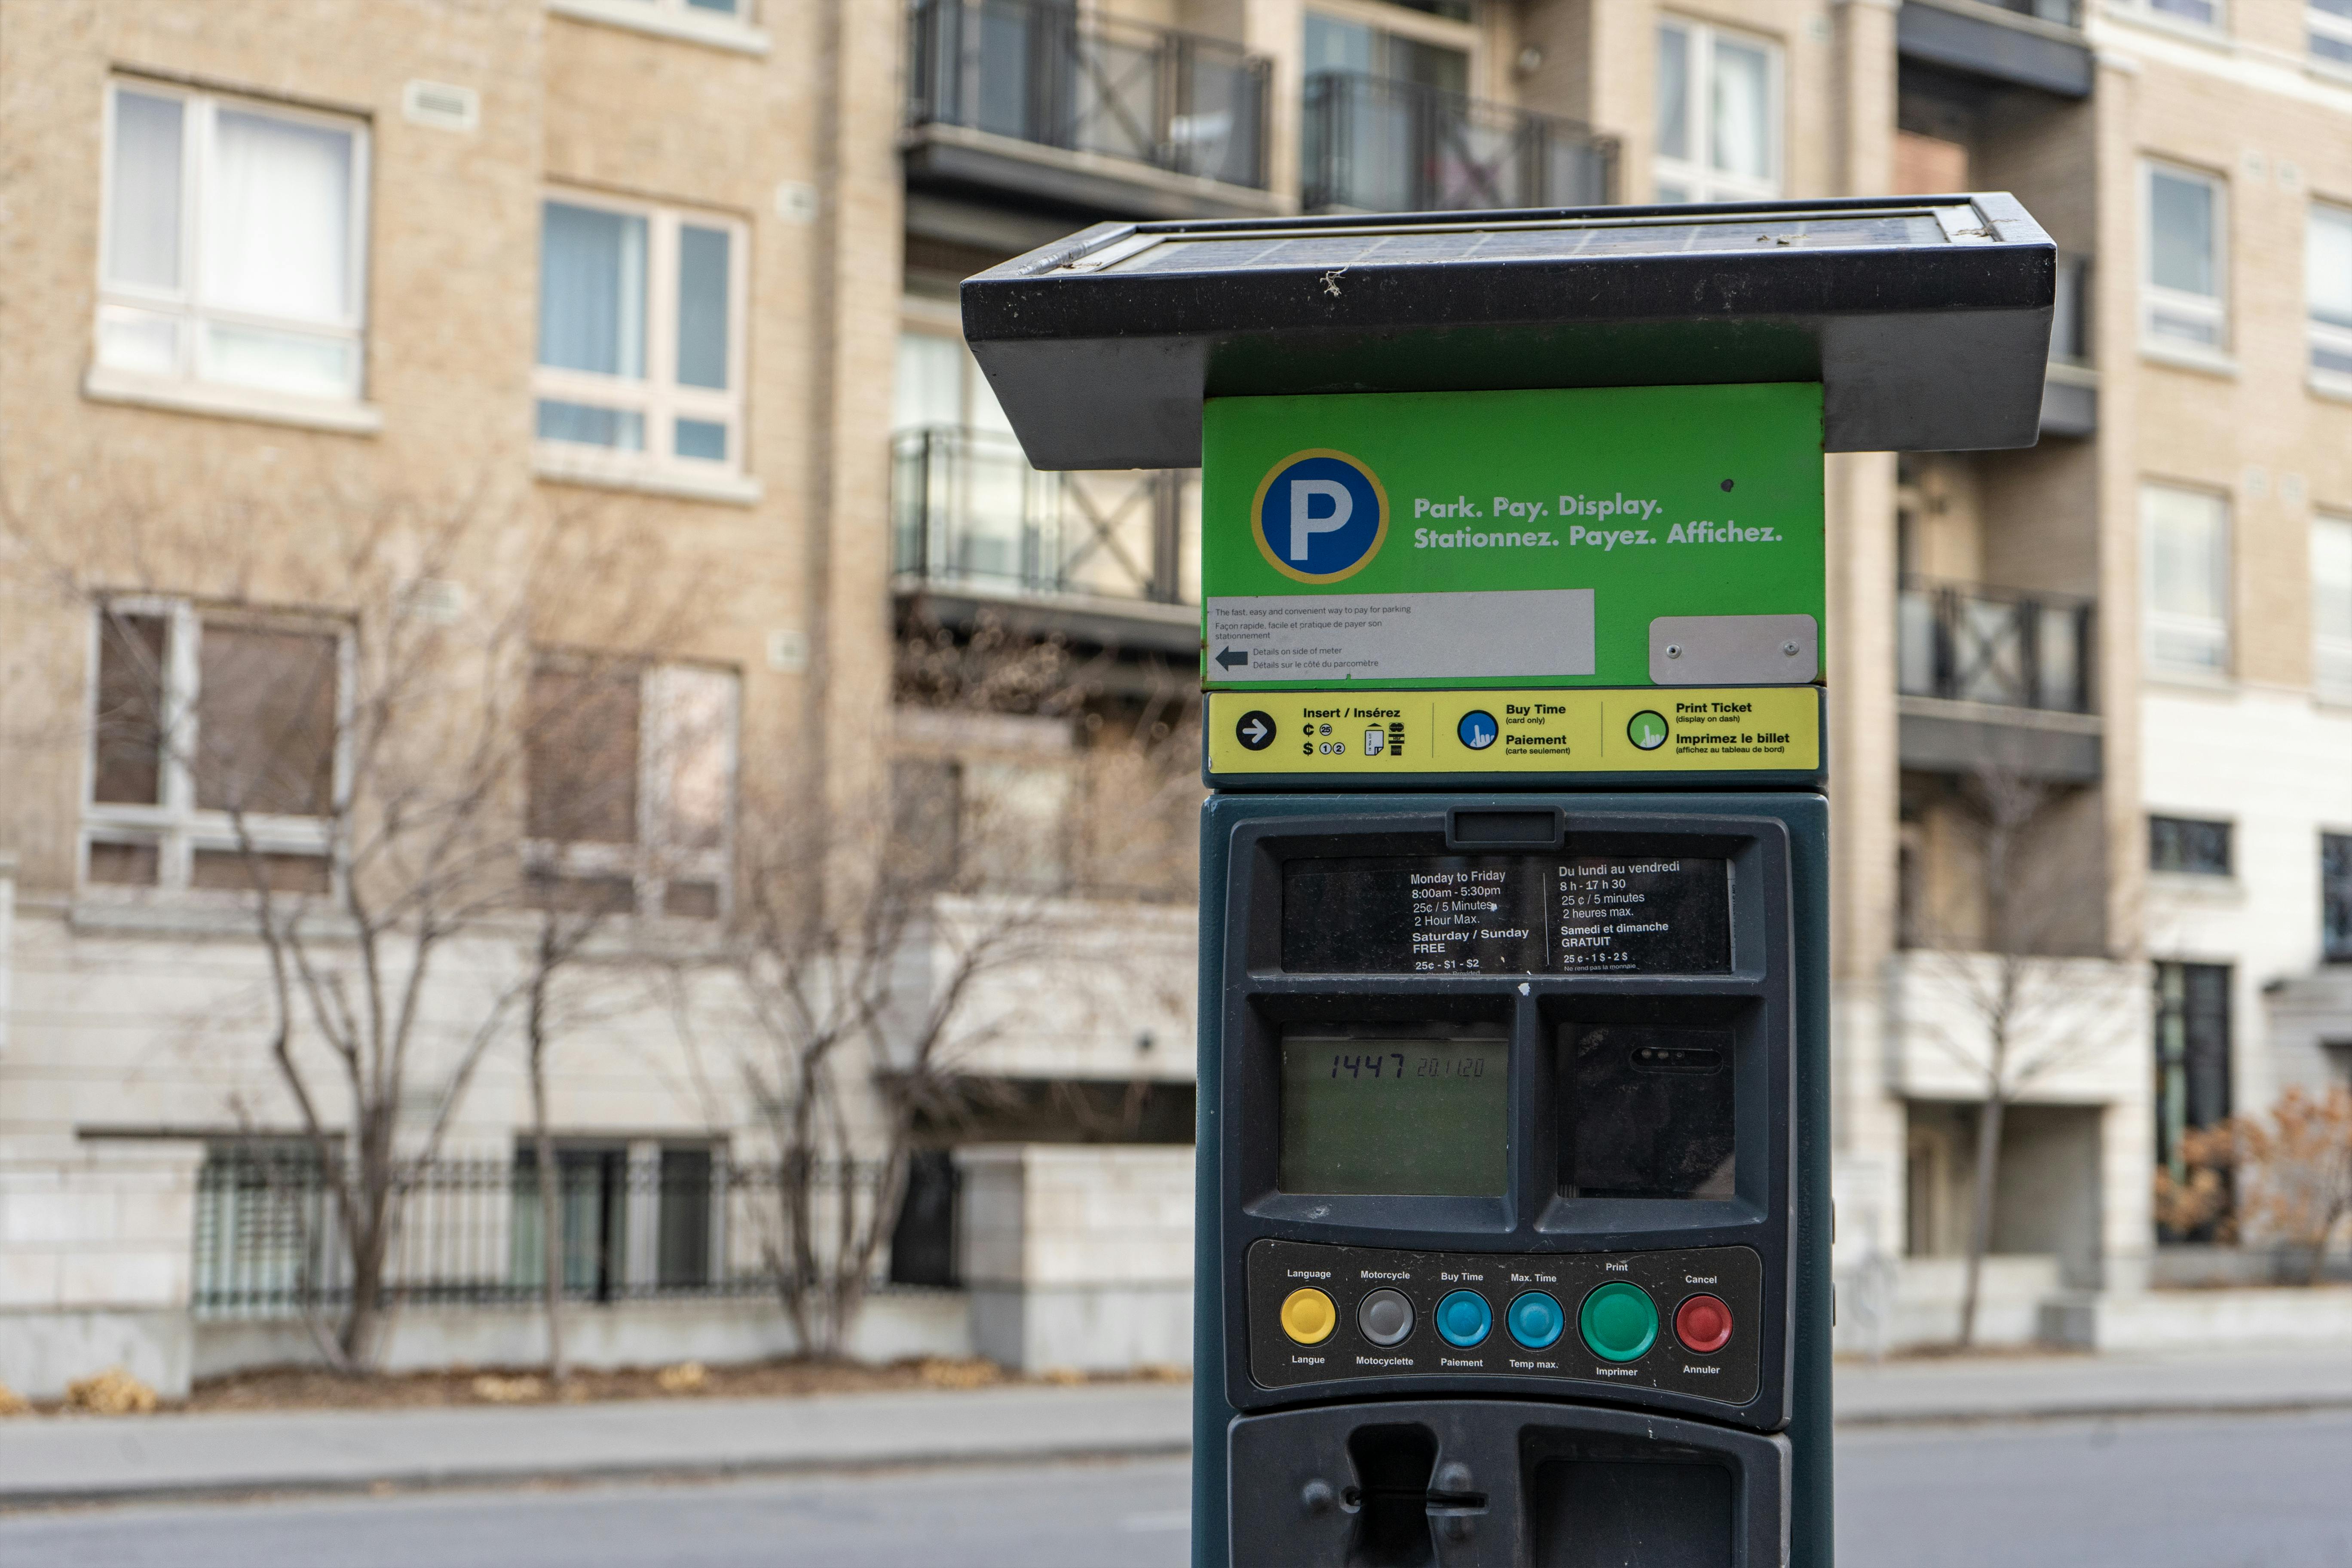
[1281,1287,1338,1345]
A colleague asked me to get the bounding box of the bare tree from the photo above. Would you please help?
[20,470,709,1370]
[1907,763,2130,1347]
[696,617,1198,1359]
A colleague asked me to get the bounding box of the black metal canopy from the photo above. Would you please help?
[960,194,2055,468]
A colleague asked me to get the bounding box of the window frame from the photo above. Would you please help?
[532,189,751,483]
[2309,200,2352,391]
[2149,814,2233,878]
[80,598,352,897]
[522,656,741,922]
[95,78,372,405]
[1652,17,1783,206]
[2141,481,2233,680]
[2316,512,2352,701]
[2314,0,2352,64]
[2140,159,2228,356]
[2324,833,2352,964]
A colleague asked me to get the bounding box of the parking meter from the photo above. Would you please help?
[964,196,2055,1568]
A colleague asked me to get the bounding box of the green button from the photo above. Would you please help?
[1579,1282,1659,1363]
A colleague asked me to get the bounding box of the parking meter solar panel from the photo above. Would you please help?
[1279,1027,1507,1197]
[1081,210,1954,276]
[962,194,2057,466]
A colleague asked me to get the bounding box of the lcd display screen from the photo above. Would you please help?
[1279,1027,1508,1196]
[1563,1024,1736,1200]
[1282,854,1730,974]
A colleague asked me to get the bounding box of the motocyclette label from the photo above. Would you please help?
[1200,385,1826,690]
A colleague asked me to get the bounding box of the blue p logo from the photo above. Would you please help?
[1252,450,1387,583]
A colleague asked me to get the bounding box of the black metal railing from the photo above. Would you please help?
[1897,577,2095,713]
[1973,0,2083,27]
[907,0,1270,190]
[191,1150,890,1318]
[893,426,1195,606]
[1302,70,1615,213]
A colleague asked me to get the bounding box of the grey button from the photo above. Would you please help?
[1357,1289,1414,1346]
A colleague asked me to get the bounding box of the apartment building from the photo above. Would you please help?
[3,0,2348,1396]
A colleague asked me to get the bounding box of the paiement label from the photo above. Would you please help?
[1207,688,1820,777]
[1201,385,1825,691]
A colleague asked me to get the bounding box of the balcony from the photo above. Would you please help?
[1896,0,2092,98]
[1898,578,2101,781]
[904,0,1275,221]
[2041,254,2096,438]
[1301,71,1615,214]
[891,426,1199,656]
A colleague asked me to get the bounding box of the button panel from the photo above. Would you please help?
[1248,1237,1761,1406]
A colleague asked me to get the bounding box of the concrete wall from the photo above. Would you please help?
[957,1143,1193,1373]
[0,1144,205,1398]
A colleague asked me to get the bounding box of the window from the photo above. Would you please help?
[84,602,342,894]
[2324,834,2352,962]
[2143,162,2226,351]
[2150,815,2232,876]
[2313,0,2352,65]
[2153,962,2231,1237]
[2142,484,2231,677]
[2317,515,2352,698]
[2311,203,2352,383]
[2124,0,2223,28]
[96,81,369,401]
[534,196,746,476]
[509,1142,718,1300]
[1654,19,1779,204]
[524,656,738,918]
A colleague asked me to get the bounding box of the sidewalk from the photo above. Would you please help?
[9,1347,2352,1507]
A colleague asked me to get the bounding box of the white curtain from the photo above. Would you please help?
[2150,170,2216,298]
[893,331,965,432]
[107,91,184,290]
[1654,26,1689,163]
[2310,205,2352,328]
[1709,40,1769,181]
[2145,488,2227,624]
[539,202,646,378]
[676,224,731,390]
[205,109,353,322]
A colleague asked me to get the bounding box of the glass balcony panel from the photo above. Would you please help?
[1898,577,2095,714]
[908,0,1269,190]
[893,427,1195,606]
[1302,71,1615,214]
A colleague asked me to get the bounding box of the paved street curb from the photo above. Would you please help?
[0,1435,1194,1512]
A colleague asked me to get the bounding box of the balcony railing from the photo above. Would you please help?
[893,426,1197,607]
[1898,577,2095,713]
[1302,70,1615,214]
[1973,0,2082,24]
[906,0,1269,191]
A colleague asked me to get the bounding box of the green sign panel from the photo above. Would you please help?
[1200,384,1826,690]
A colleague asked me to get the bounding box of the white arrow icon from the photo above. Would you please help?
[1242,717,1270,745]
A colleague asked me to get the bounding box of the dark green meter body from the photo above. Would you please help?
[962,195,2059,1568]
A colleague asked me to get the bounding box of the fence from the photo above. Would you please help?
[907,0,1270,190]
[891,426,1197,606]
[1897,577,2095,713]
[191,1149,896,1320]
[1302,70,1616,214]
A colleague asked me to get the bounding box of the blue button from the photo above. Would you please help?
[1507,1290,1565,1350]
[1436,1289,1491,1348]
[1458,710,1498,750]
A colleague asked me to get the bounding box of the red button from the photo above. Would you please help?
[1675,1294,1733,1354]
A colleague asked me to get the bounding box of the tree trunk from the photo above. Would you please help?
[1958,1092,2007,1348]
[528,965,568,1384]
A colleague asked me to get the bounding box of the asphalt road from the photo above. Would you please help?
[5,1409,2349,1568]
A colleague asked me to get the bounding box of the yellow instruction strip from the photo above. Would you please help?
[1207,687,1820,776]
